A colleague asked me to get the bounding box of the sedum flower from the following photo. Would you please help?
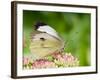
[23,57,33,69]
[52,53,79,67]
[32,59,57,69]
[23,52,79,69]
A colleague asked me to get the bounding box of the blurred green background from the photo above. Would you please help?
[23,10,91,66]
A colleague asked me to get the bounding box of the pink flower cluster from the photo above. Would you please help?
[32,59,57,69]
[52,53,79,67]
[23,52,79,69]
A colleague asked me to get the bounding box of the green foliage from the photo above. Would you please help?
[23,10,90,66]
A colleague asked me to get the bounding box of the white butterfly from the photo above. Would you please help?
[29,22,65,60]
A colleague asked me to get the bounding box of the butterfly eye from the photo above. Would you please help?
[40,38,46,41]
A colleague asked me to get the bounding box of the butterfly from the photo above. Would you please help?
[29,22,65,60]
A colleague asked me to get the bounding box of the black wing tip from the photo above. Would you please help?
[34,21,47,30]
